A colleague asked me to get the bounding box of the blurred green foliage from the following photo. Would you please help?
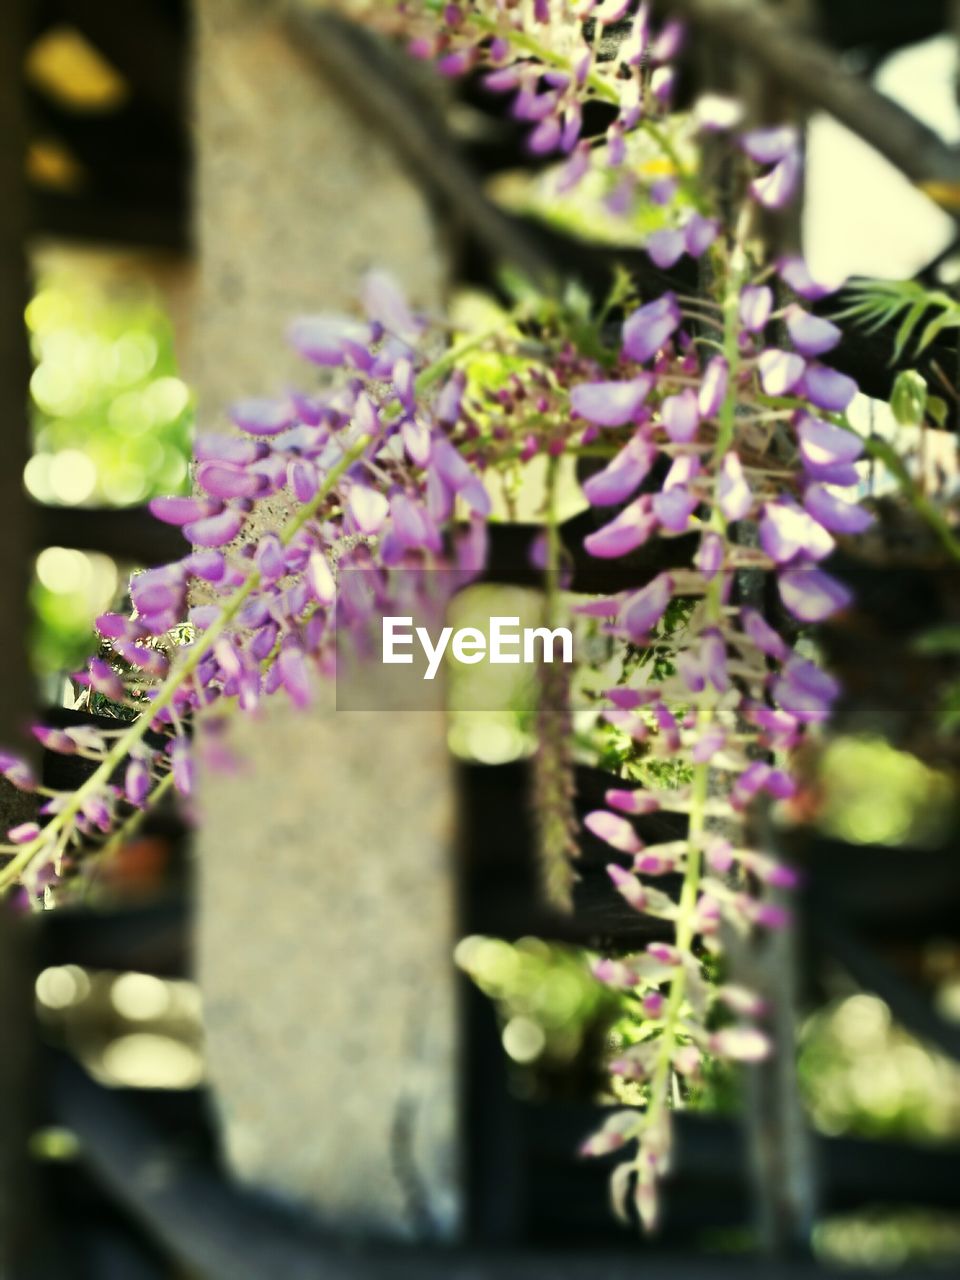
[26,268,192,507]
[26,266,192,683]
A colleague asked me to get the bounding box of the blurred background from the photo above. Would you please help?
[2,2,960,1278]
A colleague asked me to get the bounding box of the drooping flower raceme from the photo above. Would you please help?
[0,0,875,1240]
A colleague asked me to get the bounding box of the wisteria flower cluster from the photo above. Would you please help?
[0,0,876,1239]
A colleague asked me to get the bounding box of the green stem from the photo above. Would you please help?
[0,434,371,893]
[640,225,746,1153]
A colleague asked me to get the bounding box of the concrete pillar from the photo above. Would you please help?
[190,0,459,1239]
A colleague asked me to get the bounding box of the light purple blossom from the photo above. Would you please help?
[660,388,700,443]
[570,376,652,427]
[803,483,874,534]
[717,451,752,521]
[778,255,841,301]
[772,655,840,722]
[739,285,773,333]
[800,364,858,412]
[797,415,863,472]
[759,500,834,563]
[750,150,801,209]
[582,436,654,506]
[698,357,729,418]
[740,125,799,165]
[618,573,674,642]
[778,567,852,622]
[622,295,680,363]
[647,228,686,269]
[684,214,719,257]
[583,496,660,558]
[758,349,806,397]
[585,810,643,854]
[785,306,842,357]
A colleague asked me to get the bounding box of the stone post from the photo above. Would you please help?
[190,0,459,1239]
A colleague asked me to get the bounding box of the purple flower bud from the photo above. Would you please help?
[254,533,285,582]
[797,415,863,471]
[740,125,799,165]
[401,419,431,468]
[581,436,654,506]
[89,657,126,701]
[701,629,729,691]
[277,645,311,709]
[758,349,806,397]
[660,388,700,443]
[650,65,676,104]
[802,483,873,534]
[249,622,278,662]
[194,434,266,465]
[584,498,656,558]
[482,66,521,93]
[740,606,790,661]
[739,285,773,333]
[195,460,263,499]
[773,655,840,722]
[113,640,170,678]
[125,758,151,806]
[651,19,684,62]
[32,725,77,754]
[717,451,752,521]
[606,122,626,167]
[184,550,226,584]
[800,364,858,412]
[607,864,647,911]
[618,573,673,642]
[684,213,719,257]
[606,788,661,815]
[149,496,221,526]
[513,85,557,122]
[707,837,734,873]
[750,150,801,209]
[604,686,660,709]
[393,356,415,411]
[527,113,563,154]
[8,822,40,844]
[391,493,442,553]
[649,176,677,206]
[585,810,643,853]
[785,306,841,357]
[647,227,686,269]
[289,459,319,503]
[570,376,652,427]
[348,485,389,535]
[622,294,680,363]
[778,255,841,301]
[641,991,665,1018]
[307,552,335,606]
[691,724,726,763]
[778,567,852,622]
[436,48,476,77]
[288,314,373,366]
[698,357,729,418]
[560,102,582,152]
[362,270,418,342]
[170,736,194,797]
[557,140,591,193]
[695,531,724,580]
[229,397,296,436]
[759,500,834,564]
[594,0,632,22]
[131,569,185,619]
[183,506,246,548]
[653,486,697,532]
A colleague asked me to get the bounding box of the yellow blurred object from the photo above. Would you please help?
[26,26,128,112]
[26,139,86,192]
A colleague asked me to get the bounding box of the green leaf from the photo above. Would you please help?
[890,370,928,427]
